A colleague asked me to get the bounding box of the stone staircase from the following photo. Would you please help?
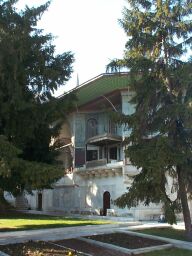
[15,195,29,210]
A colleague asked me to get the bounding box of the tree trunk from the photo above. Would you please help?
[177,166,192,239]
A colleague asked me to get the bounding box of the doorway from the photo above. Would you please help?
[103,191,110,216]
[37,193,42,211]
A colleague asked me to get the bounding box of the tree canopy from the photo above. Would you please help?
[107,0,192,237]
[0,0,75,197]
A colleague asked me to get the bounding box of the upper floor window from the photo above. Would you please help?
[108,120,117,134]
[87,118,98,138]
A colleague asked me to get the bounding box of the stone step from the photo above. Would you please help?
[15,196,29,210]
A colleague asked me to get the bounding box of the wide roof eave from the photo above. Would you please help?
[58,72,129,98]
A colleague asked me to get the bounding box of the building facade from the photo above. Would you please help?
[24,73,165,220]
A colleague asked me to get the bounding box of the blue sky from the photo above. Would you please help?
[17,0,127,95]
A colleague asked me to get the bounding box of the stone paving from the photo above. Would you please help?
[0,224,123,245]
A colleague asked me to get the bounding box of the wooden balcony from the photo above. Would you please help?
[86,133,122,146]
[75,160,123,178]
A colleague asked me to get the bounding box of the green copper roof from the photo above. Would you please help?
[63,72,130,107]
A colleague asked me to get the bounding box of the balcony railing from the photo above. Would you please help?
[85,159,123,169]
[86,123,118,139]
[86,159,107,168]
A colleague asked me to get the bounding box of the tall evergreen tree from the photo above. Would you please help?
[0,0,75,201]
[108,0,192,237]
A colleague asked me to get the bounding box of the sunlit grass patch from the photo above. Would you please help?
[136,227,188,241]
[0,212,113,231]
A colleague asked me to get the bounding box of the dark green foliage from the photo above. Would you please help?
[0,1,75,196]
[108,0,192,234]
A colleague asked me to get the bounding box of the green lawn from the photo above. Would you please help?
[135,227,192,255]
[142,248,192,256]
[136,227,188,241]
[0,211,113,231]
[1,215,192,256]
